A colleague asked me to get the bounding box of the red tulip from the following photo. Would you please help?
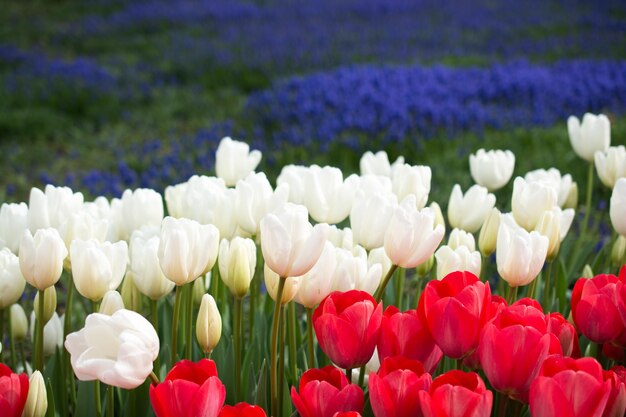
[418,271,491,359]
[368,356,432,417]
[529,356,612,417]
[313,290,383,369]
[0,364,29,417]
[604,367,626,417]
[291,366,363,417]
[150,359,226,417]
[333,413,362,417]
[462,295,508,370]
[418,370,492,417]
[219,402,267,417]
[377,306,442,374]
[572,274,624,344]
[478,302,561,403]
[547,312,581,358]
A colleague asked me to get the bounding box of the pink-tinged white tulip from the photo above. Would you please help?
[535,207,575,260]
[27,185,84,232]
[215,137,262,187]
[333,245,383,295]
[130,227,175,300]
[0,202,28,254]
[327,225,354,250]
[568,113,611,162]
[611,178,626,236]
[525,168,573,207]
[30,312,63,357]
[448,228,476,251]
[236,172,289,235]
[70,239,128,302]
[360,150,405,177]
[596,146,626,188]
[158,217,219,286]
[391,164,432,209]
[65,309,159,389]
[447,184,496,233]
[277,164,309,205]
[478,208,501,257]
[434,245,481,280]
[304,165,359,224]
[19,228,68,290]
[117,189,164,241]
[196,293,222,354]
[218,237,256,298]
[511,177,558,231]
[469,148,516,191]
[264,263,299,304]
[293,242,337,308]
[260,203,327,277]
[497,215,549,287]
[351,192,396,250]
[0,248,26,309]
[384,195,445,268]
[98,291,125,315]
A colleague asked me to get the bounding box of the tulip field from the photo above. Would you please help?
[2,1,626,417]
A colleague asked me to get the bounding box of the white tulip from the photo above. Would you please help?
[525,168,573,207]
[19,228,68,290]
[117,189,164,241]
[70,239,128,302]
[354,175,393,198]
[30,312,63,357]
[215,137,262,187]
[277,165,309,205]
[164,181,187,219]
[59,209,109,254]
[447,184,496,233]
[595,146,626,189]
[196,294,222,354]
[65,309,159,389]
[447,228,476,251]
[304,165,359,224]
[236,172,289,235]
[293,242,337,308]
[511,177,558,231]
[368,247,393,279]
[333,245,382,295]
[23,370,47,417]
[351,193,396,250]
[0,203,28,254]
[27,185,84,232]
[10,304,28,341]
[469,149,515,191]
[326,225,354,250]
[130,227,175,300]
[611,178,626,236]
[264,263,299,304]
[434,245,481,280]
[218,237,256,298]
[568,113,611,162]
[391,164,431,209]
[99,290,125,315]
[478,208,501,257]
[359,150,404,177]
[0,248,26,309]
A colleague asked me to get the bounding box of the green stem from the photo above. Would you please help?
[415,272,427,309]
[506,285,518,305]
[95,380,102,417]
[64,274,76,411]
[456,358,463,370]
[186,283,193,359]
[106,385,114,417]
[233,297,243,402]
[580,161,595,242]
[288,302,298,382]
[150,299,160,377]
[480,255,487,282]
[35,289,45,372]
[249,273,258,344]
[374,264,399,302]
[171,285,183,365]
[19,342,28,375]
[306,308,315,369]
[278,305,286,417]
[542,261,553,312]
[270,277,287,417]
[346,368,352,381]
[149,371,160,386]
[358,365,366,388]
[497,394,509,417]
[395,267,406,310]
[527,273,539,300]
[7,308,16,369]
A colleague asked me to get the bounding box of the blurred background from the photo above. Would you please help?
[1,0,625,204]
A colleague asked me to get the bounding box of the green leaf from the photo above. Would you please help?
[254,359,267,411]
[74,381,96,417]
[45,378,56,417]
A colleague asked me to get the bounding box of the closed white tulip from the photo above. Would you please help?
[478,208,501,257]
[264,263,299,304]
[595,146,626,189]
[0,248,26,309]
[568,113,611,162]
[117,189,164,241]
[158,217,219,286]
[0,202,28,254]
[71,239,128,302]
[23,370,47,417]
[447,228,476,251]
[196,294,222,353]
[359,150,404,177]
[391,164,431,209]
[236,172,289,235]
[293,242,337,309]
[30,312,63,357]
[430,202,446,233]
[218,237,256,298]
[384,196,445,268]
[99,290,125,315]
[525,168,573,207]
[511,177,558,231]
[33,286,56,325]
[65,309,159,389]
[496,215,549,287]
[277,165,309,205]
[304,165,359,224]
[19,228,68,290]
[534,207,575,260]
[27,185,84,232]
[130,228,175,300]
[351,193,396,250]
[333,245,382,295]
[59,209,109,251]
[164,181,187,219]
[447,184,496,233]
[611,178,626,236]
[215,137,262,187]
[368,247,393,280]
[10,304,28,341]
[434,245,481,280]
[260,203,327,278]
[469,149,515,191]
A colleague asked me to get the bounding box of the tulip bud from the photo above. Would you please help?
[99,290,125,315]
[447,184,496,233]
[0,248,26,309]
[30,312,63,357]
[196,294,222,354]
[19,228,68,290]
[478,208,500,257]
[264,264,299,304]
[10,303,28,341]
[429,202,445,234]
[564,182,578,210]
[34,285,57,325]
[568,113,611,162]
[612,236,626,266]
[192,276,205,306]
[121,272,143,312]
[448,228,476,251]
[23,370,47,417]
[611,179,626,236]
[535,210,562,261]
[219,237,256,299]
[416,255,434,277]
[581,264,594,279]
